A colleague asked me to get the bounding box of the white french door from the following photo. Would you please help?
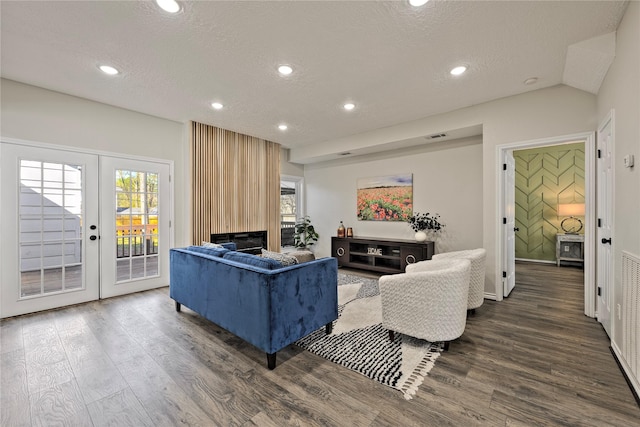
[99,157,171,298]
[1,142,173,318]
[0,143,100,318]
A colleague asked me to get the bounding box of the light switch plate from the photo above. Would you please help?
[623,154,634,168]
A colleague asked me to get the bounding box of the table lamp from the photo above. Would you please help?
[558,203,585,234]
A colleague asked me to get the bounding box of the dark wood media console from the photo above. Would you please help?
[331,236,434,274]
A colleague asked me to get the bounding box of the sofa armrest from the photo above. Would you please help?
[267,257,338,353]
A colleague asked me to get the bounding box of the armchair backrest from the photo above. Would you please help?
[431,248,486,310]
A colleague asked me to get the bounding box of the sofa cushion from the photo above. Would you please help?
[187,245,230,257]
[202,241,237,251]
[223,251,282,270]
[261,249,299,266]
[287,250,316,264]
[202,241,223,248]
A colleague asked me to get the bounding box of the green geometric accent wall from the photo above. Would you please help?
[514,143,585,262]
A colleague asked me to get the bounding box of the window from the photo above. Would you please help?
[115,170,159,282]
[280,176,303,248]
[19,160,83,297]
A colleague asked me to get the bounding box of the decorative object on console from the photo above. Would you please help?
[407,212,445,241]
[294,216,319,249]
[337,221,346,238]
[357,174,413,221]
[557,203,585,234]
[346,227,353,237]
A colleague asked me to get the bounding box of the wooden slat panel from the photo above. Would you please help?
[189,122,281,249]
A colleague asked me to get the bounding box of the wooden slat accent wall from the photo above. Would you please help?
[190,121,281,250]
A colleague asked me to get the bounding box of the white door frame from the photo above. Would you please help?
[496,132,596,317]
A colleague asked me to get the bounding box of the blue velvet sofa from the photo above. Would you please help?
[169,244,338,369]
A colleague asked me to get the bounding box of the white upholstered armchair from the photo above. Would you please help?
[379,258,471,351]
[432,248,486,313]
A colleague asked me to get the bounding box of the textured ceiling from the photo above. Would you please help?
[0,1,628,151]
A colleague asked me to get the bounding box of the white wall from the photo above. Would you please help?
[0,79,189,246]
[305,137,484,261]
[298,84,597,297]
[597,1,640,373]
[280,147,305,177]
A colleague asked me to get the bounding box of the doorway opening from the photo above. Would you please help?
[497,132,596,317]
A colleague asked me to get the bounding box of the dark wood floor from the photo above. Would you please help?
[1,262,638,426]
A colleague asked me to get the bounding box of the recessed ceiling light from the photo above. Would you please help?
[278,65,293,76]
[99,65,119,75]
[524,77,539,85]
[450,66,467,76]
[278,124,288,131]
[409,0,430,6]
[156,0,181,13]
[211,102,223,110]
[343,103,355,111]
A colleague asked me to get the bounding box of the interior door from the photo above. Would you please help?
[504,150,516,297]
[597,112,614,337]
[99,156,171,298]
[0,142,100,318]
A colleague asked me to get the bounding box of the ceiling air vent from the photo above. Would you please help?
[427,133,447,139]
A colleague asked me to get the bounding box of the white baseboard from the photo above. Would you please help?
[611,341,640,401]
[484,292,497,301]
[515,258,556,264]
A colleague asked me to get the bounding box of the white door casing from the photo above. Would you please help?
[0,142,100,318]
[597,111,614,337]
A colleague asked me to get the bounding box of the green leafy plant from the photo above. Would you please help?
[407,212,445,232]
[294,216,319,249]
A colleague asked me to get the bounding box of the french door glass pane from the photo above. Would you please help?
[115,169,160,283]
[19,160,84,298]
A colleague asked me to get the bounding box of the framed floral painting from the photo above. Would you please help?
[356,174,413,221]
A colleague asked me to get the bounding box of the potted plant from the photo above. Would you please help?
[407,212,444,242]
[294,216,319,249]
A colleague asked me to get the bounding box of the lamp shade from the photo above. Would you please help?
[558,203,585,217]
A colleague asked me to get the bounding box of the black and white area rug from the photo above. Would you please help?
[296,273,443,400]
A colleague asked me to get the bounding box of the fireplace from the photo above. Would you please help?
[210,231,267,255]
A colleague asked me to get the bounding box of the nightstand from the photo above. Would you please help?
[556,234,585,267]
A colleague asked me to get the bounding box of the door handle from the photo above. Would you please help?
[90,235,97,241]
[601,238,612,245]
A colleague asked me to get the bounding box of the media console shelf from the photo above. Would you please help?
[331,236,434,274]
